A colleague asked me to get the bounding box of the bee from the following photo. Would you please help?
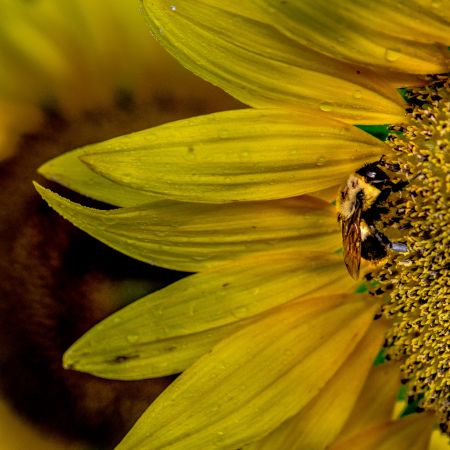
[337,158,408,279]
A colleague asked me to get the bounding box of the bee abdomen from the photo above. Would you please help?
[361,233,389,261]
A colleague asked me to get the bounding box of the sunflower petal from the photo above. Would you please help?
[430,430,450,450]
[247,319,387,450]
[64,251,352,379]
[257,0,450,74]
[38,149,159,207]
[141,0,405,124]
[338,361,401,439]
[79,109,387,203]
[115,296,378,450]
[329,414,435,450]
[34,183,340,271]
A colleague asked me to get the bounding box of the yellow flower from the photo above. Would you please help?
[35,1,450,449]
[0,0,237,161]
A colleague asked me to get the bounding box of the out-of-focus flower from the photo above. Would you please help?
[0,0,238,160]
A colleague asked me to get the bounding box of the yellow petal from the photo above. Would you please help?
[64,251,353,379]
[329,414,435,450]
[34,183,340,271]
[115,296,378,450]
[80,109,387,203]
[313,185,341,203]
[430,429,450,450]
[141,0,405,124]
[38,148,159,207]
[338,361,401,439]
[257,0,450,74]
[248,319,387,450]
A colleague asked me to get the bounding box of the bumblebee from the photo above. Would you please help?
[337,159,407,279]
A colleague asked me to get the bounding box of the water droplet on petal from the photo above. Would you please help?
[218,129,231,138]
[232,306,248,318]
[102,215,117,225]
[216,431,225,442]
[319,102,333,112]
[127,334,140,343]
[385,48,401,62]
[170,4,177,11]
[239,151,250,161]
[352,89,362,99]
[316,156,327,166]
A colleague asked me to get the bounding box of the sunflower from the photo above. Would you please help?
[34,1,449,449]
[0,0,238,448]
[0,0,238,161]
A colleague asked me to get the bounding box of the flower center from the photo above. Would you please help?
[369,75,449,433]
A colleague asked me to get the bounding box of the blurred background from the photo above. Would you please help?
[0,0,240,448]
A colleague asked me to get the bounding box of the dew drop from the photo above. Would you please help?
[319,102,333,112]
[239,151,250,161]
[352,89,362,99]
[102,215,117,225]
[127,334,140,343]
[431,0,441,7]
[170,4,177,11]
[385,48,401,62]
[232,306,248,318]
[63,360,75,370]
[209,404,220,413]
[316,156,327,166]
[218,129,231,138]
[216,431,225,441]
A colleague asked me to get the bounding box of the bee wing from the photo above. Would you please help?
[341,205,362,279]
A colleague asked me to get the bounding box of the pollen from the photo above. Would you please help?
[369,75,449,433]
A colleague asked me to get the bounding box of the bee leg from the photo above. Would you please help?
[390,180,409,192]
[390,241,408,253]
[378,155,402,173]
